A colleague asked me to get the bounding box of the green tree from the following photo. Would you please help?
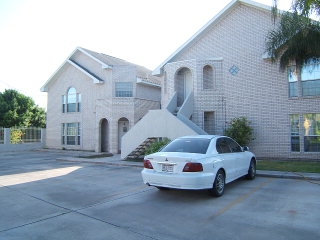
[292,0,320,17]
[265,11,320,73]
[273,0,320,18]
[225,117,254,146]
[0,89,46,128]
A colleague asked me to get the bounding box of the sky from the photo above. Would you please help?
[0,0,292,109]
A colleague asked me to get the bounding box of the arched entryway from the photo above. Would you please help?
[118,117,129,153]
[175,67,193,107]
[100,118,109,152]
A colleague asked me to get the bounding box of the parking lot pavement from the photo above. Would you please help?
[55,151,320,181]
[0,150,320,240]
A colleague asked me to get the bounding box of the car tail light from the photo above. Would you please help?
[144,159,153,169]
[183,162,203,172]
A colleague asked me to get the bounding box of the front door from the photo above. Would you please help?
[118,118,129,153]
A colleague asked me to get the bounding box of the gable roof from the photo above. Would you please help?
[152,0,272,76]
[82,48,161,87]
[41,47,160,92]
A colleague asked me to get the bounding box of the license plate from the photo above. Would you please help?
[162,164,174,172]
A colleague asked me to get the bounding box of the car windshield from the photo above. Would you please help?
[161,138,210,154]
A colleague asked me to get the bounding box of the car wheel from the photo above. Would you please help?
[246,159,256,180]
[209,169,225,197]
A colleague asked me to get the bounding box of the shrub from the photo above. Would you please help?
[145,138,171,155]
[11,129,24,144]
[225,117,254,146]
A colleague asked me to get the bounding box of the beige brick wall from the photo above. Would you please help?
[45,51,161,154]
[160,4,320,159]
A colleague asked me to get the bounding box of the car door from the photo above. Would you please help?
[216,137,237,182]
[226,138,248,177]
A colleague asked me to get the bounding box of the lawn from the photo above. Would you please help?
[257,160,320,173]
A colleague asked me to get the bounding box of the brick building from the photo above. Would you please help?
[122,0,320,160]
[41,47,161,153]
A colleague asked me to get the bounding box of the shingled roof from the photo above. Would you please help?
[41,47,161,92]
[79,47,161,87]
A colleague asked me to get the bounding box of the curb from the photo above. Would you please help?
[256,170,320,181]
[56,157,143,168]
[57,157,320,182]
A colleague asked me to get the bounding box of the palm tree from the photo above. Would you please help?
[273,0,320,17]
[265,11,320,71]
[292,0,320,17]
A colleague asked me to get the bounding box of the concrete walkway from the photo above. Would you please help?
[56,153,320,181]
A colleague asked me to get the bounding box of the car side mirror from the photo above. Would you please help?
[242,146,249,151]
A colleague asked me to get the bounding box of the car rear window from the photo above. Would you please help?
[161,138,210,154]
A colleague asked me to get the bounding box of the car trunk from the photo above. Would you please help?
[146,152,204,173]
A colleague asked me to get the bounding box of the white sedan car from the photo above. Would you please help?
[141,135,256,197]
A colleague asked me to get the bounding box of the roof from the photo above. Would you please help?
[152,0,272,76]
[41,47,161,92]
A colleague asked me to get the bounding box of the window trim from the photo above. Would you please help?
[288,58,320,98]
[202,65,214,90]
[62,87,81,113]
[61,122,81,146]
[115,82,133,97]
[290,113,320,153]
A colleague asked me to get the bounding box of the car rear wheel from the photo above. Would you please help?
[209,169,225,197]
[246,159,256,180]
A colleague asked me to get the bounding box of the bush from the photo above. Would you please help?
[145,138,171,155]
[225,117,254,146]
[11,129,24,144]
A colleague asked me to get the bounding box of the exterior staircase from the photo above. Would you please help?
[125,137,157,160]
[121,91,207,159]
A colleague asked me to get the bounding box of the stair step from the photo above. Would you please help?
[126,137,158,160]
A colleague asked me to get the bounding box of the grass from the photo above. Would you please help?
[257,160,320,173]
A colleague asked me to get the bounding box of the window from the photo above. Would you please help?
[303,113,320,152]
[216,138,231,154]
[216,137,242,154]
[290,114,300,152]
[62,87,81,113]
[62,95,66,113]
[301,58,320,96]
[62,123,80,145]
[115,82,133,97]
[203,65,214,90]
[62,123,66,144]
[161,138,210,154]
[226,138,242,152]
[288,66,298,97]
[288,58,320,98]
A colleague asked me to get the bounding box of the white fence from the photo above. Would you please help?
[0,127,46,152]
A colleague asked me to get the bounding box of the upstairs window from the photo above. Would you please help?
[62,95,66,113]
[301,58,320,96]
[115,82,133,97]
[288,66,298,97]
[203,65,214,90]
[62,87,81,113]
[288,58,320,98]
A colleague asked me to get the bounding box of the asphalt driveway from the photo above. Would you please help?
[0,150,319,240]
